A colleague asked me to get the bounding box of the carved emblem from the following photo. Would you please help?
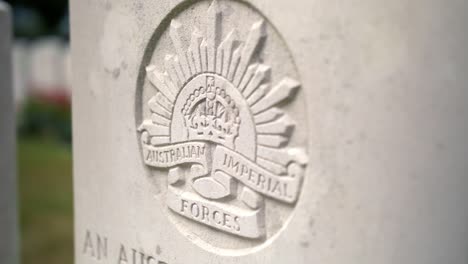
[138,0,307,239]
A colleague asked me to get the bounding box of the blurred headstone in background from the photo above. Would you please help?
[7,0,71,108]
[5,0,73,263]
[28,38,61,92]
[12,37,70,106]
[11,36,71,142]
[29,37,69,98]
[12,40,29,105]
[0,1,19,264]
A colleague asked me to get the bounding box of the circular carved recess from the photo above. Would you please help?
[137,0,308,254]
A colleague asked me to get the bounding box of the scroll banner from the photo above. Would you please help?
[166,186,265,239]
[143,141,302,203]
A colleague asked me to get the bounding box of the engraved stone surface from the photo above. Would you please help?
[0,2,18,264]
[72,0,468,263]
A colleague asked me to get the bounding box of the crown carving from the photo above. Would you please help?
[182,76,240,148]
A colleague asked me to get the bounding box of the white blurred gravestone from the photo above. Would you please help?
[12,41,29,106]
[0,2,18,264]
[63,46,72,95]
[29,37,67,94]
[71,0,468,263]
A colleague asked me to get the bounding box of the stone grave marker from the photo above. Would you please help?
[0,2,18,264]
[12,41,29,105]
[71,0,468,263]
[29,37,67,93]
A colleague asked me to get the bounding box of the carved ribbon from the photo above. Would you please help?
[142,141,304,203]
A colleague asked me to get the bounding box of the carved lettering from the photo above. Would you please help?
[82,230,107,261]
[167,187,264,239]
[214,148,301,203]
[118,244,167,264]
[81,231,168,264]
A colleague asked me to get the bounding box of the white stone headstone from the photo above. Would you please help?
[12,41,29,105]
[71,0,468,263]
[29,37,67,93]
[0,2,18,264]
[63,46,72,94]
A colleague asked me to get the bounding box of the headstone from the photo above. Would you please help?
[63,46,72,95]
[71,0,468,263]
[0,2,18,264]
[13,41,29,105]
[29,37,67,94]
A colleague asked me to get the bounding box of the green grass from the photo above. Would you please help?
[18,138,73,264]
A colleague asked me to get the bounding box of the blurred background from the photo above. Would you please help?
[5,0,73,263]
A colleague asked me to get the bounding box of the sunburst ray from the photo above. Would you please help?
[242,65,270,97]
[233,20,266,86]
[148,97,172,119]
[200,39,208,72]
[154,93,173,112]
[251,77,300,114]
[151,113,170,126]
[146,66,176,101]
[256,114,294,136]
[247,83,268,106]
[238,63,258,92]
[253,108,283,124]
[162,72,178,94]
[217,29,239,76]
[170,19,191,79]
[172,56,185,84]
[257,134,288,148]
[257,146,295,167]
[206,0,221,72]
[187,28,203,74]
[227,43,243,81]
[164,55,182,88]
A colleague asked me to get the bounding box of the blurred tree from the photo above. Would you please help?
[5,0,68,38]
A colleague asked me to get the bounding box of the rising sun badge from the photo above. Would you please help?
[138,0,308,240]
